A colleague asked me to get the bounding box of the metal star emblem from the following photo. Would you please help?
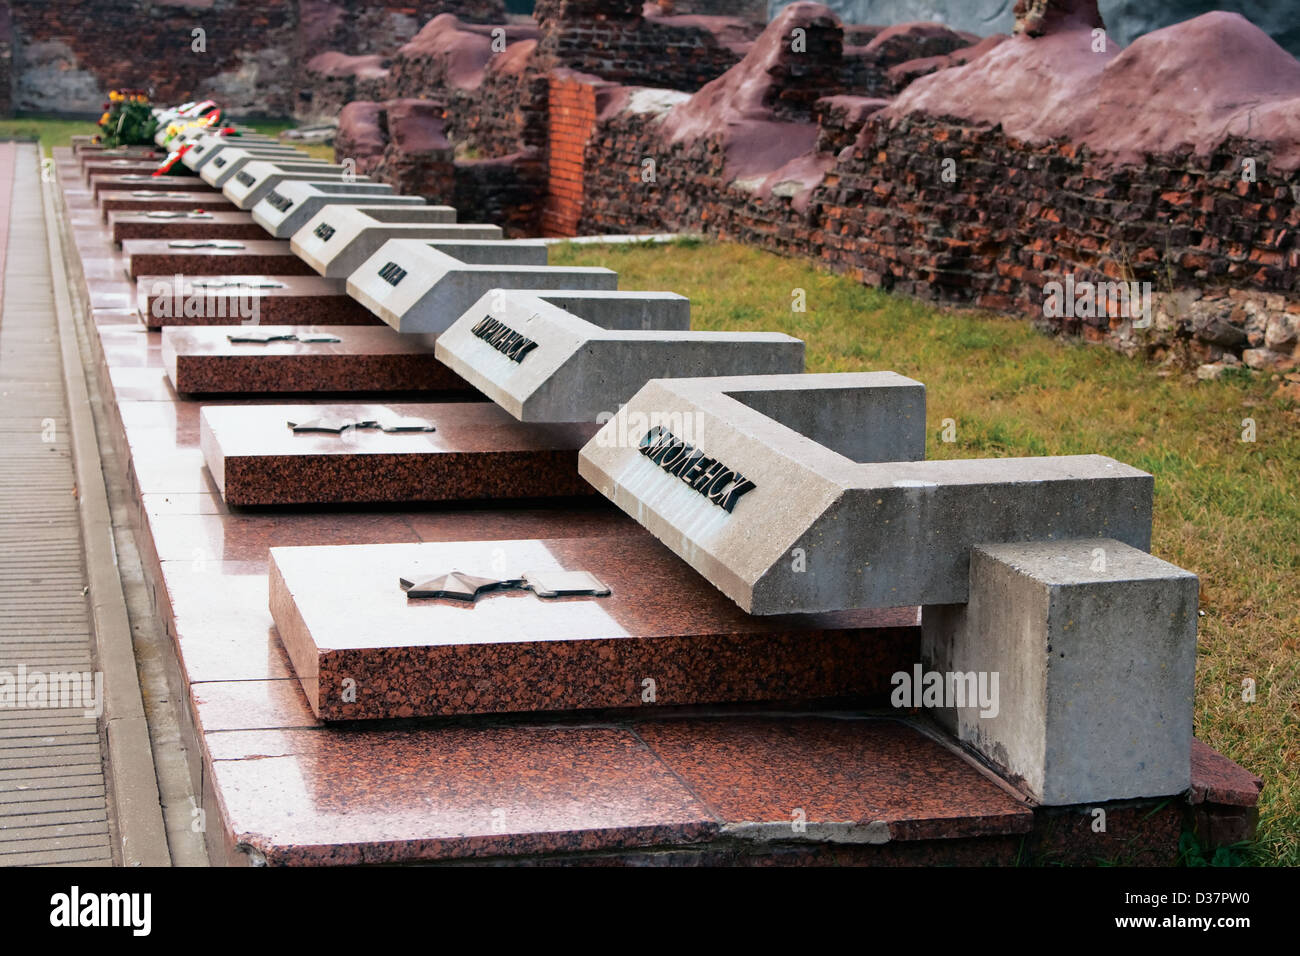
[228,330,341,344]
[399,572,523,602]
[399,570,610,603]
[286,417,377,434]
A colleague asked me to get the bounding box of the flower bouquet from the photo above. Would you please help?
[97,89,158,148]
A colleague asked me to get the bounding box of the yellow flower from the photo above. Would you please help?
[99,112,111,125]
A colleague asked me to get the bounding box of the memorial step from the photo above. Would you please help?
[110,210,265,244]
[100,190,238,222]
[199,401,599,506]
[122,239,315,279]
[269,534,920,720]
[161,325,470,395]
[91,174,212,200]
[137,274,379,328]
[203,715,1032,865]
[82,159,164,184]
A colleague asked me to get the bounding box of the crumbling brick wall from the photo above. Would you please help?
[532,0,759,92]
[2,0,503,115]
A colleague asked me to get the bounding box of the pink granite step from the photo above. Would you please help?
[199,402,599,506]
[268,535,919,719]
[123,239,314,279]
[100,189,238,222]
[110,210,265,244]
[161,324,464,393]
[139,275,379,329]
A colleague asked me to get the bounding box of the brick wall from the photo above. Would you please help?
[2,0,502,116]
[577,99,1300,369]
[542,72,603,236]
[532,0,759,92]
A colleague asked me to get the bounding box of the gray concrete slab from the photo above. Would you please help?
[580,373,1152,614]
[436,289,804,422]
[250,180,428,238]
[347,240,617,334]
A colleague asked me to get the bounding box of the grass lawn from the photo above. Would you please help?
[552,237,1300,867]
[0,114,99,155]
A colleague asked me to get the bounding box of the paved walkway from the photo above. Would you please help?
[0,142,114,866]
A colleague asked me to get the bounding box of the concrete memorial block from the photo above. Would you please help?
[109,210,265,244]
[292,205,501,278]
[137,274,378,328]
[223,162,383,210]
[921,539,1197,805]
[347,241,618,334]
[122,239,315,280]
[250,181,428,238]
[162,325,468,395]
[183,136,303,171]
[268,536,919,720]
[199,149,330,188]
[436,290,804,423]
[580,373,1153,614]
[198,402,599,506]
[99,190,237,222]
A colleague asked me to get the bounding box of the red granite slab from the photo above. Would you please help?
[203,724,718,865]
[199,402,599,506]
[268,535,919,720]
[633,716,1032,842]
[122,239,313,279]
[91,174,213,200]
[83,159,165,184]
[100,190,238,221]
[75,146,159,168]
[110,210,264,244]
[139,275,378,329]
[160,324,466,394]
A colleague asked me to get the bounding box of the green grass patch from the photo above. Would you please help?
[551,238,1300,866]
[0,114,100,156]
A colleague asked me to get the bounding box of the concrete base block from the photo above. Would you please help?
[921,538,1197,805]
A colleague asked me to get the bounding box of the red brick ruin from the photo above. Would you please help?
[13,0,1296,373]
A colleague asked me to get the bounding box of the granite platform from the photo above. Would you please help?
[100,190,238,221]
[123,239,315,279]
[162,325,470,395]
[91,174,212,200]
[110,209,265,244]
[82,158,163,183]
[199,402,599,506]
[270,535,919,720]
[137,274,378,328]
